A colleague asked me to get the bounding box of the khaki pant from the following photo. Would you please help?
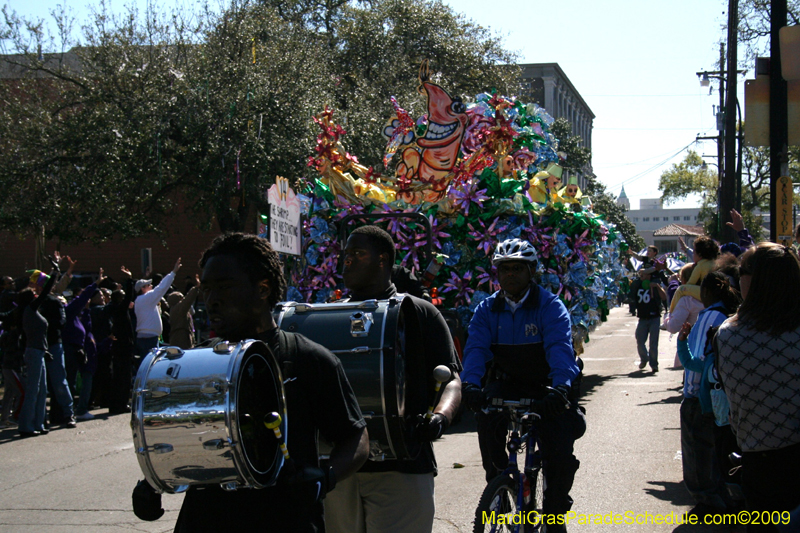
[325,471,435,533]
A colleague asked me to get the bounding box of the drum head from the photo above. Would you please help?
[387,297,427,460]
[235,343,286,487]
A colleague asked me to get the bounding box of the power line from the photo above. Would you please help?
[604,142,694,193]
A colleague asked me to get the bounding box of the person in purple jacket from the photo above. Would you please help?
[62,270,104,401]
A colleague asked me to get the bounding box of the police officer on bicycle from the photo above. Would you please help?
[462,238,586,532]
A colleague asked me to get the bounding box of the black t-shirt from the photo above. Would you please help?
[175,330,365,532]
[40,294,66,347]
[355,284,462,475]
[630,279,663,319]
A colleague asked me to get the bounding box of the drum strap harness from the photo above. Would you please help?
[276,330,299,383]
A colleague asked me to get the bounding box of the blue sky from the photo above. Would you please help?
[6,0,745,209]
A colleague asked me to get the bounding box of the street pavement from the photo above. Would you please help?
[0,306,740,532]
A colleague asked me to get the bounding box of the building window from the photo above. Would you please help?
[643,217,650,222]
[684,216,691,221]
[653,217,659,221]
[633,217,639,222]
[674,216,681,221]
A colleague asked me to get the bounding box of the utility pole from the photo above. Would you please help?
[696,42,727,238]
[717,42,726,237]
[722,0,739,243]
[769,0,789,243]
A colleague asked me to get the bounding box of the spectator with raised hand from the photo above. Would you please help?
[62,269,103,401]
[166,274,201,350]
[17,260,60,438]
[72,269,107,420]
[39,253,76,428]
[725,208,754,250]
[133,258,181,371]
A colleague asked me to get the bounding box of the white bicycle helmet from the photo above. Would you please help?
[492,238,538,265]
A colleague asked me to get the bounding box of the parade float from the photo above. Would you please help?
[273,63,628,354]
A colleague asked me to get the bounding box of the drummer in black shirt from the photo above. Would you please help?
[325,225,462,533]
[132,233,368,532]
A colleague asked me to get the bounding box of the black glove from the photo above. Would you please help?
[462,382,485,412]
[285,464,336,503]
[543,385,570,417]
[414,413,448,441]
[132,479,164,521]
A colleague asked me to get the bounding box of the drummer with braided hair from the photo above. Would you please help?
[325,224,462,533]
[132,232,368,532]
[461,238,586,533]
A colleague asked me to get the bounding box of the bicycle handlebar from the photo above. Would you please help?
[482,397,547,418]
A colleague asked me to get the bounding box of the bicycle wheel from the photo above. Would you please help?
[524,466,545,531]
[473,475,520,533]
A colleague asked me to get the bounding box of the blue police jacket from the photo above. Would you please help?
[462,283,579,390]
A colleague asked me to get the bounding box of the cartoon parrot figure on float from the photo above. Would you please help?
[383,61,468,204]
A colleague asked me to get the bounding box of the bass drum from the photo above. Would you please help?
[132,340,287,493]
[275,296,426,461]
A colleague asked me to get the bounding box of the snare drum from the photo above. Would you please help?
[275,296,426,461]
[131,340,286,493]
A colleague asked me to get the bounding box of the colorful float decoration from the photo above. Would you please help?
[288,63,627,350]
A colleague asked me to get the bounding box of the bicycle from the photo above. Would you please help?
[473,397,547,533]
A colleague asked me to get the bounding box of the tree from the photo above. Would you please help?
[550,118,591,172]
[546,118,643,250]
[583,180,645,252]
[659,151,718,205]
[657,149,789,241]
[0,1,334,242]
[0,0,520,243]
[737,0,800,64]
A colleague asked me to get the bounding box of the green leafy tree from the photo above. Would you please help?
[550,118,591,172]
[583,180,645,252]
[547,119,642,250]
[1,0,520,244]
[0,1,334,242]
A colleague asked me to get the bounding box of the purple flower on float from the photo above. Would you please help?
[442,270,475,307]
[333,197,365,217]
[427,215,451,252]
[450,178,489,217]
[475,265,498,293]
[497,222,522,242]
[397,231,425,272]
[468,217,506,257]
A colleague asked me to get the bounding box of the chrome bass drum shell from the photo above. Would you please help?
[275,296,426,461]
[132,340,286,493]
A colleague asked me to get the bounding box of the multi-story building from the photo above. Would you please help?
[517,63,595,190]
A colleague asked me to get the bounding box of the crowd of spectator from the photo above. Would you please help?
[0,253,203,437]
[626,211,800,530]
